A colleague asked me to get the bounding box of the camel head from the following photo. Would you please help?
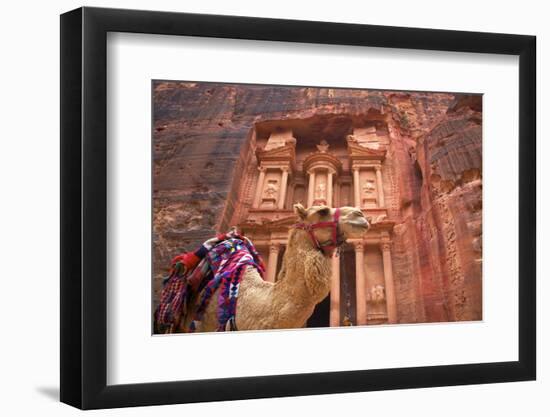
[293,204,369,251]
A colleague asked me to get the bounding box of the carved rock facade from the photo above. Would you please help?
[153,82,482,326]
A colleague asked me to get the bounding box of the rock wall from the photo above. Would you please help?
[153,81,482,322]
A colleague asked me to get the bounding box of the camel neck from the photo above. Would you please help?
[286,227,317,253]
[273,228,332,305]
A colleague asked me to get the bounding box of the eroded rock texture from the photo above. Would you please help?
[153,81,482,323]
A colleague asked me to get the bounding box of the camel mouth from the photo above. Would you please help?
[339,223,369,242]
[342,218,369,231]
[351,218,369,232]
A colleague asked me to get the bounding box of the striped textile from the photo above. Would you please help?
[155,235,264,333]
[189,237,265,332]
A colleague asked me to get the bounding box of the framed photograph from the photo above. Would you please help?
[60,6,536,409]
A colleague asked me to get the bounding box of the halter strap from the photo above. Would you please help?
[293,208,341,255]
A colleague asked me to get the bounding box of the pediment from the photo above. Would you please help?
[347,141,387,161]
[239,213,297,231]
[266,215,298,228]
[256,143,296,164]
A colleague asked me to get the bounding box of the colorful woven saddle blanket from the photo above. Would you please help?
[155,236,265,333]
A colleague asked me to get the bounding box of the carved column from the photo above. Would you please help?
[334,180,340,207]
[375,166,385,208]
[330,252,340,327]
[253,167,266,208]
[266,243,280,283]
[353,167,361,208]
[278,167,289,210]
[381,239,397,323]
[307,170,316,207]
[326,170,334,207]
[355,242,367,325]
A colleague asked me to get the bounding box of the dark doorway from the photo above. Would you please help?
[339,246,357,326]
[306,294,330,328]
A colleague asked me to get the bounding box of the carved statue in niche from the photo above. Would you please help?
[316,140,330,153]
[315,182,326,199]
[362,179,376,195]
[260,179,279,209]
[369,284,385,302]
[264,180,279,199]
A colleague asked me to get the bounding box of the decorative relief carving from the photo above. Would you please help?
[316,140,330,153]
[362,179,376,195]
[369,284,386,302]
[315,182,326,199]
[264,180,279,199]
[260,179,280,209]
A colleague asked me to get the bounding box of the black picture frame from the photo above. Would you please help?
[60,6,536,410]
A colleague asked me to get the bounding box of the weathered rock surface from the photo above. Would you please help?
[153,81,482,323]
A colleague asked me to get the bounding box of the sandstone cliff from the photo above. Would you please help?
[153,81,482,323]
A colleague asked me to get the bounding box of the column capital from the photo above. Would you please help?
[269,242,280,252]
[258,166,266,172]
[281,166,290,173]
[266,242,280,283]
[374,165,382,172]
[354,241,365,252]
[380,239,391,252]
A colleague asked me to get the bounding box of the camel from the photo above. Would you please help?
[180,204,369,332]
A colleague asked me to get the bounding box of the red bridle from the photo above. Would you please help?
[293,208,341,255]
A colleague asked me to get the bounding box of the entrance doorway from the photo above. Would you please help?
[339,246,357,326]
[306,295,330,328]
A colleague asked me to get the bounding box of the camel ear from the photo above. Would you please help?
[293,203,307,220]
